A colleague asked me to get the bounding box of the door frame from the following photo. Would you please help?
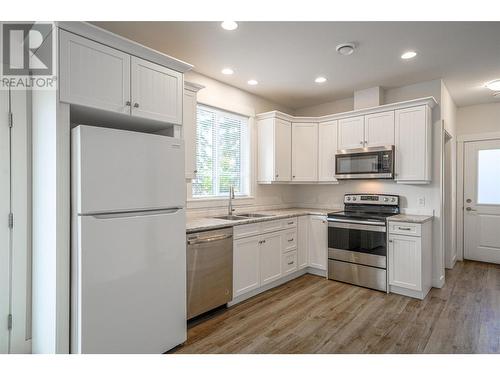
[456,131,500,262]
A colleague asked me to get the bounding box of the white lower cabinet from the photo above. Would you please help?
[388,220,432,299]
[260,232,283,286]
[233,236,261,297]
[308,215,328,270]
[297,216,309,269]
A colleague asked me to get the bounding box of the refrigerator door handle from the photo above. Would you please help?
[83,207,183,219]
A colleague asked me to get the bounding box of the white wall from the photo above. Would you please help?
[184,71,297,217]
[457,102,500,135]
[440,82,458,269]
[292,79,445,287]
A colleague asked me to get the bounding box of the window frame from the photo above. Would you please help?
[189,104,252,201]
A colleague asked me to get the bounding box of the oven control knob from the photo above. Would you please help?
[352,197,357,201]
[384,197,389,202]
[346,196,351,201]
[391,198,396,202]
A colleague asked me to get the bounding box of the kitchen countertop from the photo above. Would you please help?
[186,208,332,233]
[388,214,433,224]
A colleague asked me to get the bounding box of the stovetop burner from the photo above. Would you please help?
[327,193,400,223]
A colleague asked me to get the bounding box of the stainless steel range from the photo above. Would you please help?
[327,193,400,292]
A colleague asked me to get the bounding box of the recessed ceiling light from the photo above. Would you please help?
[315,76,327,84]
[485,79,500,91]
[401,51,417,59]
[247,79,258,86]
[336,43,356,56]
[221,68,234,75]
[221,21,238,31]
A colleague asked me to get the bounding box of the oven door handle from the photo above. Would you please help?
[327,219,387,232]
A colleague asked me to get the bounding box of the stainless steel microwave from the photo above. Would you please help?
[335,146,394,179]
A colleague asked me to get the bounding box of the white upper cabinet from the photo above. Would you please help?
[318,120,338,182]
[257,117,292,183]
[291,122,318,181]
[395,105,432,183]
[131,57,183,124]
[60,30,131,114]
[364,110,395,147]
[60,30,184,126]
[338,116,365,150]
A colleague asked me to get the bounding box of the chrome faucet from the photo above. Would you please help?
[228,185,235,216]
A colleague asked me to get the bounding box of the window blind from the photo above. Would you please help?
[192,105,249,198]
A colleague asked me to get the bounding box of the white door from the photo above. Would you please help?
[260,232,282,286]
[233,236,260,297]
[59,30,131,114]
[131,57,183,124]
[394,106,429,182]
[338,116,364,150]
[0,90,10,354]
[364,111,395,147]
[183,88,197,179]
[291,122,318,181]
[274,119,292,181]
[388,234,421,290]
[297,216,309,269]
[74,208,186,353]
[464,139,500,264]
[308,216,327,270]
[73,126,185,214]
[318,120,338,182]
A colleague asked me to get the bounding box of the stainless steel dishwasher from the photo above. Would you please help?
[186,227,233,319]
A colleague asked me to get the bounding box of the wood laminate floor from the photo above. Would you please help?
[174,260,500,354]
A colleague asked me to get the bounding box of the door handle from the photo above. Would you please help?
[466,207,477,212]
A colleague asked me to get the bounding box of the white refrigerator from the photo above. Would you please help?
[71,125,186,353]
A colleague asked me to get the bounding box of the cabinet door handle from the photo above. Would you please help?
[360,141,364,144]
[389,239,393,243]
[275,173,279,178]
[194,169,198,173]
[125,101,131,106]
[287,261,294,265]
[288,238,294,242]
[292,175,296,179]
[287,221,294,225]
[133,103,140,108]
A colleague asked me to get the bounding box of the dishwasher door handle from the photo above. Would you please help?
[187,234,233,245]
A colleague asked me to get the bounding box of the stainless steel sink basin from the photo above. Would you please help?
[238,213,275,218]
[213,215,248,221]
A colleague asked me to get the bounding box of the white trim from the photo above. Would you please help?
[456,132,500,263]
[56,22,192,73]
[457,131,500,142]
[257,96,437,123]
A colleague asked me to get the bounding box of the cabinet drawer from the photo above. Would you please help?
[389,222,421,236]
[282,229,297,253]
[234,223,261,239]
[283,217,297,229]
[282,251,298,276]
[260,219,284,234]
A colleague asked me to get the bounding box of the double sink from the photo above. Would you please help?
[214,213,275,221]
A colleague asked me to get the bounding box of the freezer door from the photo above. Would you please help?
[72,125,184,214]
[72,208,186,353]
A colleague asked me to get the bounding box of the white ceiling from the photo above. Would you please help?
[92,21,500,109]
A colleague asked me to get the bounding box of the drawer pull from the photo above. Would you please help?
[287,261,294,265]
[288,238,294,242]
[398,227,412,231]
[287,221,294,225]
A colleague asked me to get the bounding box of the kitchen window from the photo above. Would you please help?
[192,105,250,198]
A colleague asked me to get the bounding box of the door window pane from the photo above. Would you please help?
[477,149,500,204]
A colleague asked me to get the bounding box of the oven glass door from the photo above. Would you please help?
[328,222,387,256]
[336,152,382,175]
